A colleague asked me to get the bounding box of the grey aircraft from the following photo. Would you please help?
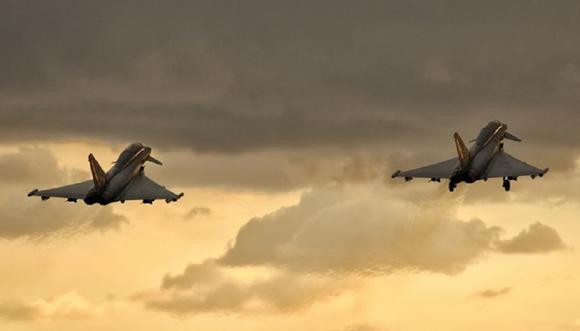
[28,143,184,204]
[392,120,549,192]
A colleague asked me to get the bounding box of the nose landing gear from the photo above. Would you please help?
[502,177,511,191]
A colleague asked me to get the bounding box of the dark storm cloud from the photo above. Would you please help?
[0,106,417,153]
[1,0,580,166]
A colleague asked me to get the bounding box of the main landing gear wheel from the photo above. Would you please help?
[448,181,457,192]
[502,178,511,191]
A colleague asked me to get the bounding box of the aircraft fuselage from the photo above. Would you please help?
[451,121,507,184]
[84,143,152,205]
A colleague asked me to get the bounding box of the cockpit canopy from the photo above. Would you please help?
[475,120,503,146]
[115,143,144,166]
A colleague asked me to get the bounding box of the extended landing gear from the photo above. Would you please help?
[502,178,511,191]
[448,181,457,192]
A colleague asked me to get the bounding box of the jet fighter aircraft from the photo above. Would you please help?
[392,121,549,192]
[28,143,184,204]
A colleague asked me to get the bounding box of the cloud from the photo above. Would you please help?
[161,260,223,290]
[0,147,77,186]
[0,1,579,171]
[0,147,58,185]
[0,1,577,200]
[154,149,389,192]
[218,185,502,275]
[145,261,344,315]
[183,207,211,220]
[148,274,340,314]
[0,147,126,239]
[0,291,102,321]
[218,185,566,274]
[142,183,566,315]
[422,57,466,85]
[495,222,566,254]
[468,287,512,300]
[0,200,127,239]
[0,106,418,154]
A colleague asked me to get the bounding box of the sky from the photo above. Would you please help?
[1,1,580,330]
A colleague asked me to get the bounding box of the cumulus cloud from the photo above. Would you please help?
[218,186,566,274]
[142,183,566,315]
[219,185,501,275]
[0,292,102,321]
[495,222,566,254]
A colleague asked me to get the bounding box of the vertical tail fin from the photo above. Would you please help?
[89,154,107,189]
[453,132,470,170]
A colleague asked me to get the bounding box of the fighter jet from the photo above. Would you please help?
[28,143,184,204]
[392,121,549,192]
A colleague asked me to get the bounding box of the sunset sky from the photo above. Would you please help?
[1,1,580,330]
